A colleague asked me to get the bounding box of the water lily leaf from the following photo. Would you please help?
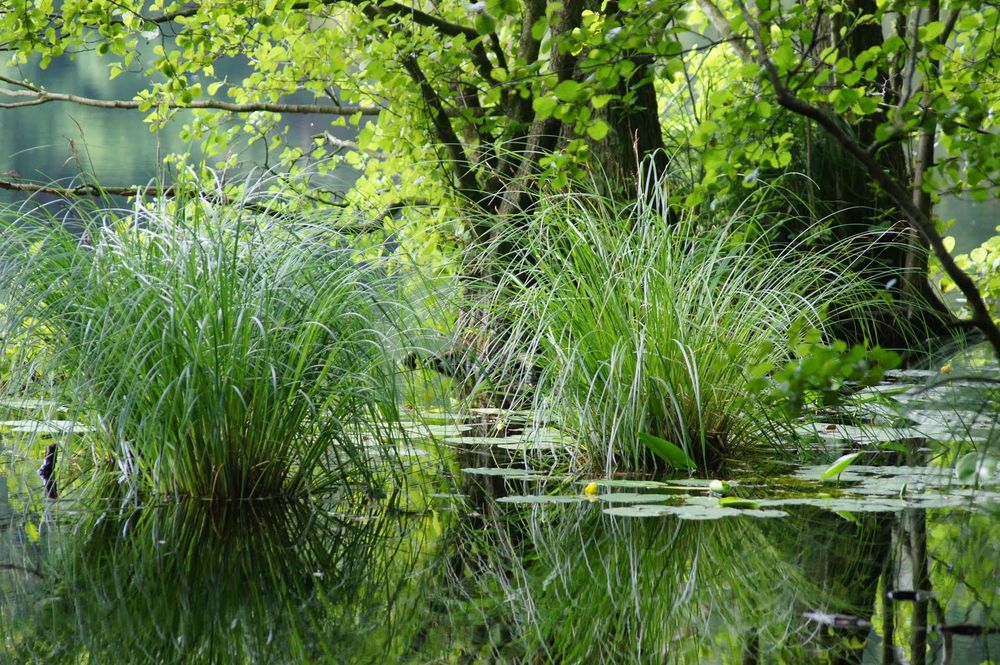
[497,495,587,505]
[0,398,63,411]
[637,433,696,469]
[496,439,564,451]
[461,467,552,480]
[442,436,528,446]
[585,479,675,489]
[821,452,863,480]
[597,492,675,504]
[603,504,787,520]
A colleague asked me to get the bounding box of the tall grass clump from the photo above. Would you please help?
[510,189,907,474]
[0,193,405,500]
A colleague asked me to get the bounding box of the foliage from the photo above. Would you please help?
[0,0,686,212]
[504,186,902,473]
[0,191,406,500]
[937,229,1000,319]
[685,0,1000,203]
[752,328,902,418]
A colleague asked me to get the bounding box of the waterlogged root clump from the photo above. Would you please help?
[0,192,406,500]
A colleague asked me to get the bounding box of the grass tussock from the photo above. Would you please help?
[0,193,405,500]
[508,191,905,473]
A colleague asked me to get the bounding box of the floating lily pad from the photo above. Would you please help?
[403,423,468,438]
[597,492,676,505]
[497,495,587,505]
[468,407,534,417]
[442,436,530,446]
[395,445,430,457]
[0,398,64,411]
[497,440,564,452]
[884,369,938,381]
[603,504,787,520]
[796,423,927,445]
[461,467,553,480]
[585,479,675,489]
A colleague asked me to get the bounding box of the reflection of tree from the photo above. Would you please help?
[886,507,1000,665]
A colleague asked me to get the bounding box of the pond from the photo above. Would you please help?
[0,345,997,664]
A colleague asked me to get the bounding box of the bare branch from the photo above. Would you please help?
[0,179,175,198]
[0,75,381,115]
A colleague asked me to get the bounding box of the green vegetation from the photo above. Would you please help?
[0,193,405,500]
[505,191,907,471]
[0,1,999,661]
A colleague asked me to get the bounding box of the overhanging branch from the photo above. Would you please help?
[735,0,1000,358]
[0,75,381,115]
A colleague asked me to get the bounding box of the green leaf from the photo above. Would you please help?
[474,12,496,35]
[772,41,795,70]
[591,94,613,109]
[637,432,696,469]
[553,79,582,101]
[586,119,609,140]
[821,452,862,480]
[25,522,39,543]
[532,95,558,119]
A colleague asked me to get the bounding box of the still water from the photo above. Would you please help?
[0,348,997,664]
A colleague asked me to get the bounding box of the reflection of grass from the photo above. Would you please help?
[463,503,890,663]
[4,499,409,664]
[0,194,405,499]
[509,193,900,472]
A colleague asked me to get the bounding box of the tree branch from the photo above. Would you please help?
[122,0,482,40]
[735,0,1000,358]
[399,55,486,213]
[0,179,175,198]
[695,0,752,62]
[0,75,381,115]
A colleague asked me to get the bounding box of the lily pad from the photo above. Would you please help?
[597,492,676,505]
[603,504,788,520]
[462,467,553,480]
[497,495,588,505]
[585,479,675,490]
[0,398,64,411]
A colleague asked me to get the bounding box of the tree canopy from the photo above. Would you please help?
[1,0,999,351]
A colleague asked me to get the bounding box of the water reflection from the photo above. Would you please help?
[2,498,433,664]
[448,493,999,664]
[0,478,997,663]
